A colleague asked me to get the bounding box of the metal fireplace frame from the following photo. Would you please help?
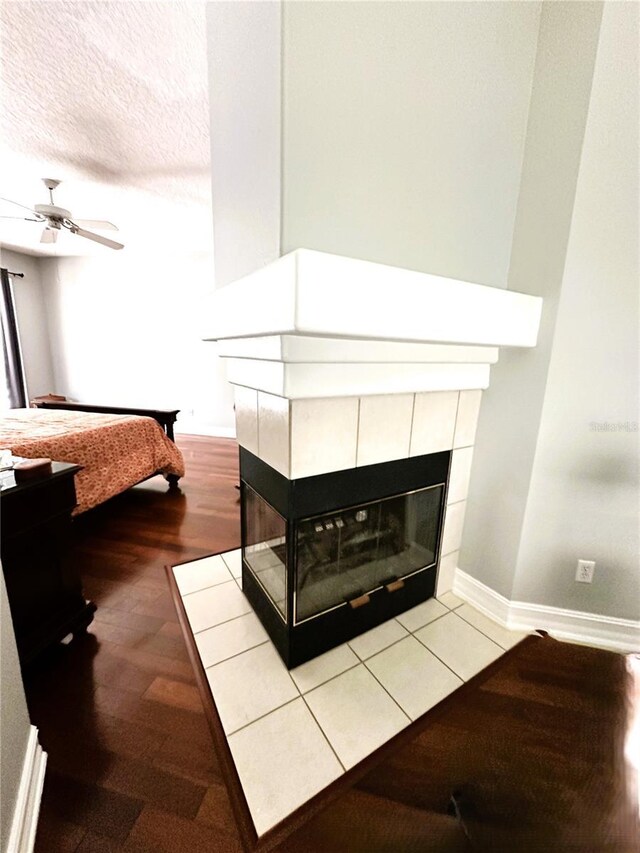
[240,447,450,668]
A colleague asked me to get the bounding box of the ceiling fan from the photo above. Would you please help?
[0,179,124,250]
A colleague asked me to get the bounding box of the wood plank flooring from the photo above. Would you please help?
[22,435,638,852]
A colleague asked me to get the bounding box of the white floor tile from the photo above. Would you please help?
[172,555,517,836]
[220,548,242,579]
[304,665,409,769]
[173,555,232,596]
[348,619,409,661]
[195,612,269,668]
[438,591,464,610]
[455,604,528,650]
[366,636,462,720]
[290,644,359,694]
[228,698,343,836]
[396,597,448,633]
[182,580,251,634]
[206,643,299,734]
[415,611,504,681]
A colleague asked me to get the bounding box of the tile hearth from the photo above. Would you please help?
[172,549,529,838]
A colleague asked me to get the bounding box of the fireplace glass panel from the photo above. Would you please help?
[243,486,287,618]
[295,484,444,623]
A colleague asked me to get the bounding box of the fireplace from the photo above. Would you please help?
[240,447,449,667]
[207,250,542,668]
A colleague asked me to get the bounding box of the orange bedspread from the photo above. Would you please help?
[0,408,185,514]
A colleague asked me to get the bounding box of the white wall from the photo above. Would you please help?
[205,1,282,431]
[206,0,281,288]
[39,249,232,435]
[0,571,32,853]
[512,2,639,620]
[0,248,54,401]
[277,0,636,626]
[460,1,604,598]
[282,1,541,287]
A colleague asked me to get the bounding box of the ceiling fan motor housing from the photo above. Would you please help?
[34,203,72,221]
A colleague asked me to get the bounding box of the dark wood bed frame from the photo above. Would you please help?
[32,398,182,488]
[2,399,184,666]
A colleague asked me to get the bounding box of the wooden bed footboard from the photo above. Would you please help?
[32,398,180,441]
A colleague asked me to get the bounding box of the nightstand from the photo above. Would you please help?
[1,461,96,666]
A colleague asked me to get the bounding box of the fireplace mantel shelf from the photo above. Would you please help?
[206,248,543,349]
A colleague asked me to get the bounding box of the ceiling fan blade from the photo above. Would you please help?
[0,215,43,222]
[0,196,42,217]
[71,225,124,250]
[74,219,119,231]
[41,227,58,244]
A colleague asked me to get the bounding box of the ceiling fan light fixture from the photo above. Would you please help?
[41,227,58,244]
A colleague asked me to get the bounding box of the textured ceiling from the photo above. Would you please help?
[0,1,213,256]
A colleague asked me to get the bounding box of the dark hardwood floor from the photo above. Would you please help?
[23,435,638,852]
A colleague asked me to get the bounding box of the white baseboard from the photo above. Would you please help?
[454,568,640,654]
[174,423,236,439]
[453,568,511,625]
[7,726,47,853]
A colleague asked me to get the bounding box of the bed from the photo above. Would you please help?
[0,405,185,514]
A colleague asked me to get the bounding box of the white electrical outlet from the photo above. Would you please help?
[576,559,595,583]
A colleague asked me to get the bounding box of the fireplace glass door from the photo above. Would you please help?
[243,486,287,619]
[294,484,444,624]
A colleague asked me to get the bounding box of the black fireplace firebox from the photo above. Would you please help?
[240,447,450,668]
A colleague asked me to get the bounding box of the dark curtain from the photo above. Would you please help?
[0,267,27,408]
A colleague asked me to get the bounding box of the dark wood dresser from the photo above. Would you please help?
[1,461,96,666]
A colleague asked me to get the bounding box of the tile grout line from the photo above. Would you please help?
[408,391,417,456]
[347,601,456,663]
[400,607,453,635]
[191,608,253,636]
[180,576,235,599]
[412,611,505,680]
[444,497,467,508]
[452,389,462,449]
[440,597,464,611]
[220,553,241,575]
[447,609,505,651]
[409,610,481,680]
[347,625,410,662]
[300,694,347,774]
[203,639,271,672]
[362,658,413,724]
[449,608,514,652]
[294,660,361,698]
[225,695,301,739]
[411,633,468,683]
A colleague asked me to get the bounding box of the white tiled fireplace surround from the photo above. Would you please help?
[208,249,543,601]
[196,249,543,840]
[232,386,479,598]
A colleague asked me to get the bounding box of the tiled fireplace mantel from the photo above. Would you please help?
[207,249,543,598]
